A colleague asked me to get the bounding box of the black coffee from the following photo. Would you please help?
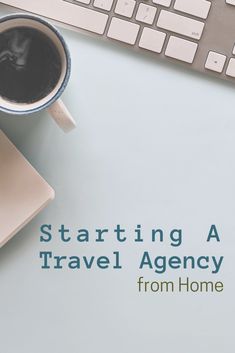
[0,26,62,103]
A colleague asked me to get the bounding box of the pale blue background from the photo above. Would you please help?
[0,4,235,353]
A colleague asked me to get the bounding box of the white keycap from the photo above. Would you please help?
[115,0,136,18]
[165,36,198,63]
[174,0,211,20]
[94,0,114,11]
[152,0,172,7]
[107,17,140,44]
[233,44,235,55]
[66,5,108,34]
[226,0,235,5]
[74,0,90,4]
[157,10,205,40]
[136,3,157,24]
[226,58,235,77]
[0,1,109,35]
[139,28,166,53]
[205,51,226,73]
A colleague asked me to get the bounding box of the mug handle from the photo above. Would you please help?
[47,99,76,133]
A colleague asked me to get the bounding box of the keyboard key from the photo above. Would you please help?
[157,10,205,40]
[74,0,90,4]
[5,1,108,35]
[226,58,235,77]
[94,0,114,11]
[136,3,157,24]
[205,51,226,73]
[165,36,198,63]
[61,2,109,35]
[152,0,172,7]
[174,0,211,20]
[139,28,166,52]
[107,17,140,44]
[226,0,235,5]
[115,0,136,18]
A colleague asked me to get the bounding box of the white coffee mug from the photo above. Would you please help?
[0,13,76,133]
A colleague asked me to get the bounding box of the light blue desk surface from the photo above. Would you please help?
[0,4,234,353]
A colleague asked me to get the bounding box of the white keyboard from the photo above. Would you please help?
[2,0,235,83]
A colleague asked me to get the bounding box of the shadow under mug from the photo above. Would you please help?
[0,13,76,133]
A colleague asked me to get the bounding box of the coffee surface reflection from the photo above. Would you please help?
[0,27,62,104]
